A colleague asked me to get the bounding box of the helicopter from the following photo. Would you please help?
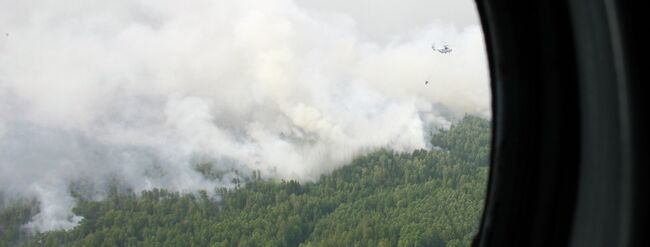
[432,44,452,54]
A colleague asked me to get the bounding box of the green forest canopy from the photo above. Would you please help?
[1,115,490,247]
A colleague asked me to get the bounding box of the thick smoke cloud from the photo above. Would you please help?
[0,0,489,231]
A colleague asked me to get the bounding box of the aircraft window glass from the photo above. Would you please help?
[0,0,490,245]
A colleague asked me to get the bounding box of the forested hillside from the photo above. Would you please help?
[1,115,490,247]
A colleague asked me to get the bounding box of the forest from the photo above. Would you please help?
[0,115,490,247]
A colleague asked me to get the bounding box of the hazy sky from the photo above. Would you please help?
[0,0,488,232]
[297,0,480,42]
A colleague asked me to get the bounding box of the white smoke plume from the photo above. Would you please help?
[0,0,489,232]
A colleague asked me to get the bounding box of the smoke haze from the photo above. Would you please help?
[0,0,489,231]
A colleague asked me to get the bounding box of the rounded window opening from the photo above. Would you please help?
[0,0,490,246]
